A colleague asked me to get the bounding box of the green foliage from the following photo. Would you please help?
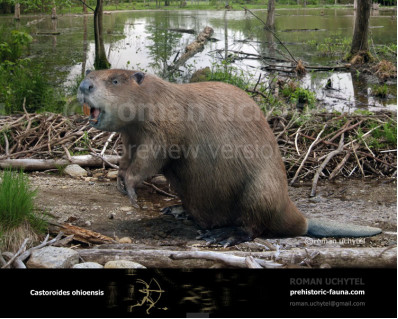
[0,169,46,233]
[294,111,312,126]
[207,62,250,91]
[306,35,351,57]
[370,121,397,146]
[290,87,316,106]
[281,81,298,98]
[55,164,67,176]
[357,120,397,150]
[353,109,374,116]
[0,30,32,62]
[282,84,316,108]
[372,84,389,98]
[0,27,64,114]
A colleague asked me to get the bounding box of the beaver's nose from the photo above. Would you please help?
[79,79,94,94]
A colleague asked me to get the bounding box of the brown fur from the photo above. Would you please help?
[78,69,308,238]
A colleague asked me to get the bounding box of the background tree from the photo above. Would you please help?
[265,0,275,30]
[14,1,20,20]
[349,0,373,62]
[94,0,110,69]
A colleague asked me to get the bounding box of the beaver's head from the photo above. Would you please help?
[77,69,146,132]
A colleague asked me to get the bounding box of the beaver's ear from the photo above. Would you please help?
[132,72,145,85]
[86,69,91,75]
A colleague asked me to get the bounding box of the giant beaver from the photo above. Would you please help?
[77,69,381,246]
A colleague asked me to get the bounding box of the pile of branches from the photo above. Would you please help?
[0,112,123,160]
[0,111,396,191]
[270,111,396,194]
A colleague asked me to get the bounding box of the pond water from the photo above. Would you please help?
[1,8,397,112]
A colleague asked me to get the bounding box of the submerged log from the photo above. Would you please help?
[168,28,195,34]
[168,26,214,72]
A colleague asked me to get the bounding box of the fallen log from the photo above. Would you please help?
[168,28,195,34]
[49,222,116,245]
[36,31,61,35]
[170,251,282,268]
[77,246,396,268]
[0,155,121,171]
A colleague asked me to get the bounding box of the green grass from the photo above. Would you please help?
[0,169,46,232]
[306,35,351,58]
[206,62,251,90]
[372,84,389,98]
[357,120,397,150]
[280,81,316,108]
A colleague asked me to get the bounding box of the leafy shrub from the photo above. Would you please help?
[0,27,63,114]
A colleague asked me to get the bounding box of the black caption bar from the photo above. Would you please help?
[0,268,396,318]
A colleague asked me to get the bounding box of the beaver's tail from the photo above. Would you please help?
[306,219,382,237]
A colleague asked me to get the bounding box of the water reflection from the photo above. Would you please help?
[1,8,396,112]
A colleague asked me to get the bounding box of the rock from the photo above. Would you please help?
[150,175,168,186]
[309,196,321,203]
[106,170,118,180]
[85,221,92,227]
[118,237,132,244]
[26,246,79,269]
[64,164,87,178]
[72,262,104,269]
[120,206,133,212]
[104,260,146,269]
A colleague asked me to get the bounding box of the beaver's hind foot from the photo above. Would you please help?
[197,227,252,247]
[161,205,190,220]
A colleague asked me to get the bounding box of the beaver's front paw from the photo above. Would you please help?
[126,185,140,209]
[116,174,128,195]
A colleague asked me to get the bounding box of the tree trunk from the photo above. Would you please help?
[94,0,111,70]
[350,0,371,57]
[82,15,88,77]
[51,7,57,19]
[83,0,88,13]
[14,3,20,20]
[266,0,275,30]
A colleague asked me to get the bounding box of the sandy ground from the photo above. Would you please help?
[29,169,397,253]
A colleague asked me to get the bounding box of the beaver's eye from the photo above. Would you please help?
[112,79,118,85]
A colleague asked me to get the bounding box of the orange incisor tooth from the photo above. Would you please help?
[83,103,90,116]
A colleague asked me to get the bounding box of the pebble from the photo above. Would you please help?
[118,237,132,244]
[106,170,118,180]
[104,260,146,269]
